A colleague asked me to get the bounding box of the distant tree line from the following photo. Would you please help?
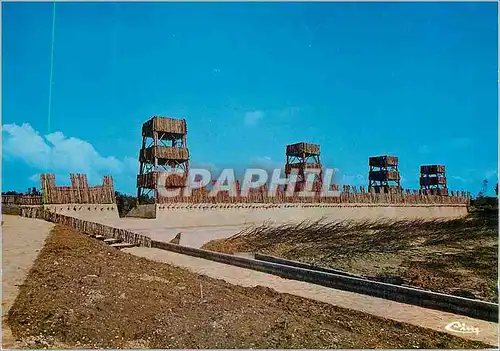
[2,187,41,196]
[114,191,154,217]
[471,179,498,211]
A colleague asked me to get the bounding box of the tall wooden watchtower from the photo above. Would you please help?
[420,165,448,195]
[285,142,322,192]
[137,116,189,203]
[368,155,401,193]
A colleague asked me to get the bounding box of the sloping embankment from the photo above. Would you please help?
[202,214,498,303]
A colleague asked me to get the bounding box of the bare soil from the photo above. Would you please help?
[2,215,55,348]
[203,212,498,302]
[6,224,491,349]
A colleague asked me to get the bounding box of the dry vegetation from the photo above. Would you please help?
[1,205,21,216]
[203,212,498,302]
[7,225,491,349]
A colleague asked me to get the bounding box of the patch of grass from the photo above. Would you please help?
[1,205,21,216]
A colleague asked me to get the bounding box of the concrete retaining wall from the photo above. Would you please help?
[254,253,366,279]
[20,206,151,247]
[43,204,120,219]
[150,239,498,322]
[154,203,468,225]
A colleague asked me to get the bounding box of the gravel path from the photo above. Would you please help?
[2,215,55,348]
[125,246,499,346]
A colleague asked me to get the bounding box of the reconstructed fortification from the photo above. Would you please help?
[40,173,115,204]
[2,174,119,218]
[155,184,470,205]
[1,195,42,206]
[154,203,468,224]
[123,117,472,223]
[133,116,470,208]
[2,115,475,257]
[2,116,472,229]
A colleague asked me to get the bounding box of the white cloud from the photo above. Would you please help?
[2,123,50,167]
[2,123,137,188]
[244,110,264,126]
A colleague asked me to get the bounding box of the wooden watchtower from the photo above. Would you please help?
[368,155,401,193]
[420,165,448,195]
[137,116,189,203]
[285,142,322,192]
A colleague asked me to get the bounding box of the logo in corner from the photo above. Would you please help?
[445,321,480,335]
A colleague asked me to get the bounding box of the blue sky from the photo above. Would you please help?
[2,2,498,195]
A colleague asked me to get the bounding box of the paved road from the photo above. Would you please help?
[2,215,55,348]
[125,246,499,346]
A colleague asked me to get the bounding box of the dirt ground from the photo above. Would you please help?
[203,212,498,303]
[6,224,492,349]
[2,215,55,348]
[126,245,498,346]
